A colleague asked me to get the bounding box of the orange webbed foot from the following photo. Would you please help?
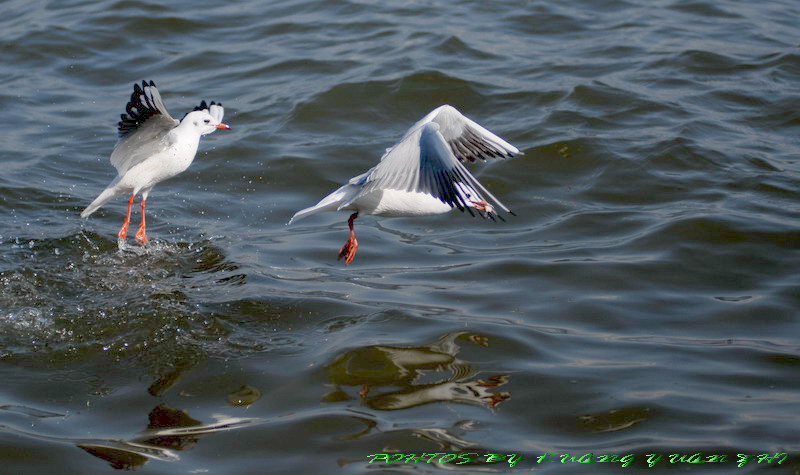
[118,224,130,242]
[358,384,369,399]
[134,226,149,246]
[338,235,358,265]
[338,213,359,265]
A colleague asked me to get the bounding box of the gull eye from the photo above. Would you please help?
[204,119,210,124]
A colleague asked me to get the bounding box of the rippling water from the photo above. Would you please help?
[2,0,799,473]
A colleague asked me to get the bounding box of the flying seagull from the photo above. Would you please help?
[289,105,520,264]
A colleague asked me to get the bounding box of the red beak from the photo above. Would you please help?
[216,123,231,130]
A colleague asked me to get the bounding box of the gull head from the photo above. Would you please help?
[183,101,230,135]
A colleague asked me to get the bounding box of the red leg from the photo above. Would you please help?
[358,384,369,399]
[134,198,149,245]
[117,193,135,241]
[337,212,359,265]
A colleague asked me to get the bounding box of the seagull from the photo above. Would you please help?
[80,80,230,245]
[288,105,521,264]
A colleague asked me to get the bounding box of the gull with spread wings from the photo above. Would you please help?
[289,105,520,264]
[81,80,230,245]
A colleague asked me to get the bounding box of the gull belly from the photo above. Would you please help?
[354,189,453,217]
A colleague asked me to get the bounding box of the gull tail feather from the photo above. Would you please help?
[81,182,125,218]
[288,186,353,225]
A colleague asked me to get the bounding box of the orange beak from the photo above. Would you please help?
[216,123,231,130]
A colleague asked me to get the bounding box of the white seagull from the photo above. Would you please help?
[81,80,230,245]
[289,105,521,264]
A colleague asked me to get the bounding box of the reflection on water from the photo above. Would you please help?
[79,404,258,470]
[227,385,262,406]
[147,362,194,398]
[324,332,510,410]
[365,375,510,411]
[324,331,516,470]
[576,407,652,433]
[0,404,65,419]
[0,401,260,471]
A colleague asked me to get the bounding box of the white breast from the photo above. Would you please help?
[353,189,453,217]
[117,138,199,192]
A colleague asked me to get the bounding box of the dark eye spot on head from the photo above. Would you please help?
[204,119,210,124]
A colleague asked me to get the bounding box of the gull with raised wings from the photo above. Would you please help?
[81,80,230,245]
[289,105,520,264]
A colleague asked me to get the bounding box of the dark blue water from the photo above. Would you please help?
[1,0,799,473]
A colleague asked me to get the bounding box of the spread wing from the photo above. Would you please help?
[404,104,520,163]
[110,80,179,176]
[352,105,520,218]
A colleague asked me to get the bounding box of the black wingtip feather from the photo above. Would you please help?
[194,100,209,112]
[191,99,223,113]
[117,80,165,138]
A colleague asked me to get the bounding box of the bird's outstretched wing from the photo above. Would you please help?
[352,105,519,218]
[405,104,520,163]
[111,80,180,176]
